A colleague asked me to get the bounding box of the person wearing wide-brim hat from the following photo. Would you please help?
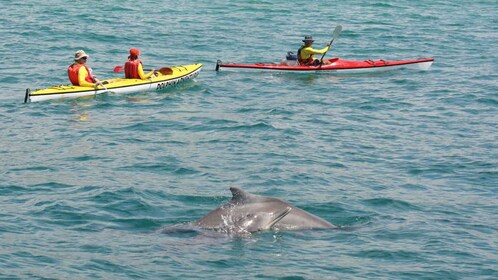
[67,50,105,88]
[297,35,332,66]
[123,48,157,80]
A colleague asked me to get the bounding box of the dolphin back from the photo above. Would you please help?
[195,187,334,232]
[230,187,335,230]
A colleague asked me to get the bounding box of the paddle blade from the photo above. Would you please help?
[113,65,124,72]
[332,25,342,40]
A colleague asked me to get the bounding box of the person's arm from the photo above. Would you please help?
[309,45,330,55]
[138,63,155,79]
[78,66,95,87]
[301,46,330,60]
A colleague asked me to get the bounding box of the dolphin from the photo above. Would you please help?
[194,187,335,233]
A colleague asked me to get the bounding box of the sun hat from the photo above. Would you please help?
[74,50,89,61]
[302,35,314,42]
[129,48,140,57]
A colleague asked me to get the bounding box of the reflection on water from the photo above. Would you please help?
[70,100,94,121]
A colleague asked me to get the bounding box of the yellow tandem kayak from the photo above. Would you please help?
[24,63,202,103]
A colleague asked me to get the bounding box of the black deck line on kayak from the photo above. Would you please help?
[24,88,30,103]
[29,67,202,98]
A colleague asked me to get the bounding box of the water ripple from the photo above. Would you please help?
[1,0,497,279]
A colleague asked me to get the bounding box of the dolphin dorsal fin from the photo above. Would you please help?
[229,187,253,203]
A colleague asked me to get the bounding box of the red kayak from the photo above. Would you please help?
[215,57,434,73]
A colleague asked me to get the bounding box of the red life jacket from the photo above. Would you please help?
[297,46,314,66]
[125,59,143,79]
[68,63,94,86]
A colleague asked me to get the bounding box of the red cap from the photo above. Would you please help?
[129,48,140,57]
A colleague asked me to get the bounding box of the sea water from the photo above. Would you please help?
[0,0,497,279]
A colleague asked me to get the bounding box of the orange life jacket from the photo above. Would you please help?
[125,59,143,79]
[68,63,93,86]
[297,46,314,66]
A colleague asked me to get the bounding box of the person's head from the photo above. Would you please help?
[74,50,89,64]
[128,48,140,60]
[302,35,314,46]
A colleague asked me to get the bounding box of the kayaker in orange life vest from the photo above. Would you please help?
[124,48,157,79]
[67,50,105,88]
[297,35,333,66]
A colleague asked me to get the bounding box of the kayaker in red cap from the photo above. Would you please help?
[124,48,157,79]
[67,50,105,88]
[297,35,332,66]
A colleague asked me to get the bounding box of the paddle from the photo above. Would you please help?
[99,81,109,91]
[94,78,108,92]
[319,24,343,65]
[113,65,173,75]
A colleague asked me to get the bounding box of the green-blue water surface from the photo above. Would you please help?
[1,0,497,279]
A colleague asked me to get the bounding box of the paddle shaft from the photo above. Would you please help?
[93,77,108,91]
[100,83,108,91]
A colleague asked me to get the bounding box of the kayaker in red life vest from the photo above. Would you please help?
[297,35,333,66]
[67,50,105,88]
[124,48,157,79]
